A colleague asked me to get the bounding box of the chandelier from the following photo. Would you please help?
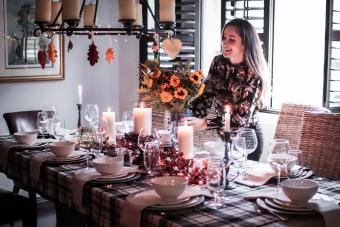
[34,0,176,38]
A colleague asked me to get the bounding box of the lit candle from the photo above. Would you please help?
[178,120,193,159]
[133,103,152,135]
[159,0,175,22]
[118,0,136,21]
[51,1,62,25]
[77,85,82,104]
[35,0,52,23]
[62,0,80,21]
[103,107,116,144]
[83,4,96,27]
[132,3,143,27]
[224,105,231,132]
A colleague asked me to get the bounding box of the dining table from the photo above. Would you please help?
[0,135,339,227]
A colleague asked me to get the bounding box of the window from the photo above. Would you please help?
[140,0,202,70]
[325,0,340,112]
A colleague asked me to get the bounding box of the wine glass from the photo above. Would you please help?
[84,104,99,127]
[237,128,258,173]
[267,139,290,191]
[122,111,134,132]
[37,112,48,139]
[79,127,95,170]
[143,141,160,177]
[229,136,247,176]
[206,158,226,209]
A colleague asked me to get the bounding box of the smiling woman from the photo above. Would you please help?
[0,0,64,82]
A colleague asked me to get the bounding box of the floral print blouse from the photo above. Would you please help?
[190,55,261,135]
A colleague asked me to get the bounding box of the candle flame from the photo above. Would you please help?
[140,102,144,108]
[224,105,231,113]
[184,120,188,126]
[78,85,82,91]
[108,107,111,112]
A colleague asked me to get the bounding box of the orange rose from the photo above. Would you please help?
[170,75,180,87]
[160,91,173,103]
[174,87,188,100]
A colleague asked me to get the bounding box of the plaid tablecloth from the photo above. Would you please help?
[1,136,340,227]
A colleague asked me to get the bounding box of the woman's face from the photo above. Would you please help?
[222,26,245,64]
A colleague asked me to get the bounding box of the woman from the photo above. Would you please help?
[182,18,268,161]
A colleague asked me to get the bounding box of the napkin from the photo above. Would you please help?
[72,166,144,209]
[243,188,340,227]
[30,152,55,182]
[235,162,276,187]
[120,187,210,227]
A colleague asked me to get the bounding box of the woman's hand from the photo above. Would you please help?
[179,117,207,132]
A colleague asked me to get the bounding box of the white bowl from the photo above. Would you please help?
[151,176,188,200]
[281,179,319,204]
[13,132,38,145]
[93,156,123,175]
[50,141,75,158]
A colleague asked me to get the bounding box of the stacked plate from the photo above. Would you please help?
[256,198,316,215]
[47,150,88,164]
[91,172,141,183]
[273,167,313,180]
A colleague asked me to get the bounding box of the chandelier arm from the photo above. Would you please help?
[143,0,162,30]
[93,0,99,27]
[51,6,63,27]
[79,0,86,22]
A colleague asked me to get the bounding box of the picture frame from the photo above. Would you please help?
[0,0,64,82]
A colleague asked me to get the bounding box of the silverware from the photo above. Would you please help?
[255,199,289,221]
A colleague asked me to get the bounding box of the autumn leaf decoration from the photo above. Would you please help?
[47,37,58,66]
[105,48,115,63]
[87,41,99,66]
[67,37,73,52]
[38,37,47,69]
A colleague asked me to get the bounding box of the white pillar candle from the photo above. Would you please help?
[118,0,136,21]
[83,4,96,27]
[103,107,116,144]
[159,0,175,22]
[224,105,231,132]
[51,1,62,25]
[132,3,143,27]
[62,0,80,21]
[133,103,152,135]
[178,121,193,159]
[78,85,82,104]
[35,0,52,23]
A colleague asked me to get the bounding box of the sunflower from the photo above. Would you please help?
[170,75,180,87]
[160,91,173,103]
[153,70,161,79]
[174,87,188,100]
[197,83,205,96]
[189,71,202,84]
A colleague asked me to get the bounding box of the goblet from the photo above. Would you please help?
[206,158,226,209]
[79,127,96,170]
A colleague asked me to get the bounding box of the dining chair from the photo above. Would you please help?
[274,103,330,149]
[298,111,340,180]
[0,188,37,227]
[3,110,42,134]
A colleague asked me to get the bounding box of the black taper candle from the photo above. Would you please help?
[77,104,82,128]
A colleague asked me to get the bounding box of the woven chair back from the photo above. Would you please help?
[298,112,340,180]
[274,103,330,149]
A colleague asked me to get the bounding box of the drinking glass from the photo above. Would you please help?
[267,139,290,191]
[54,117,65,141]
[229,136,247,175]
[143,141,160,177]
[84,104,100,127]
[42,106,57,136]
[93,118,108,153]
[206,158,226,209]
[37,112,48,139]
[286,149,303,179]
[79,127,95,170]
[237,128,258,173]
[122,111,134,132]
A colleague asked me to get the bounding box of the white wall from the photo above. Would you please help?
[0,0,139,134]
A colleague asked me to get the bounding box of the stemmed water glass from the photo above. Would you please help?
[237,128,258,174]
[84,104,99,127]
[229,136,247,176]
[79,127,96,170]
[267,139,290,191]
[37,112,48,139]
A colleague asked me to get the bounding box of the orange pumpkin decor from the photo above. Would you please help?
[105,48,115,63]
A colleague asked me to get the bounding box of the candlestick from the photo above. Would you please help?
[83,4,96,27]
[78,85,83,104]
[133,104,152,135]
[178,121,193,159]
[159,0,175,22]
[132,3,143,27]
[103,107,116,144]
[224,105,231,132]
[35,0,52,23]
[76,104,82,128]
[118,0,136,21]
[51,1,62,25]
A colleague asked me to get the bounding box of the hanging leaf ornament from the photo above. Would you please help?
[38,36,47,69]
[68,38,73,52]
[87,41,99,66]
[47,37,58,65]
[105,48,115,63]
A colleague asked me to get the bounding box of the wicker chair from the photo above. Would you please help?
[274,103,330,149]
[298,112,340,180]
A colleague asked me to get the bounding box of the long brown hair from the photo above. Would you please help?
[222,18,269,108]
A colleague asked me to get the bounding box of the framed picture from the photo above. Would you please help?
[0,0,64,82]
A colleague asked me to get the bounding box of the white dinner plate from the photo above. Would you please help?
[51,150,87,161]
[92,172,140,183]
[149,196,205,210]
[265,198,313,212]
[97,172,130,180]
[257,198,315,215]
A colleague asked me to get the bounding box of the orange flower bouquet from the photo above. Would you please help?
[138,60,205,113]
